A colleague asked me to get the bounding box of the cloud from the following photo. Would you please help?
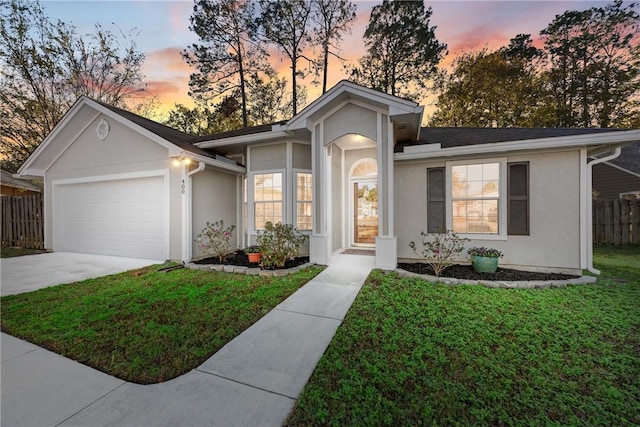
[147,48,194,74]
[143,47,196,113]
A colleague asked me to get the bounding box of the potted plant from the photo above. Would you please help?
[468,247,503,273]
[245,246,261,264]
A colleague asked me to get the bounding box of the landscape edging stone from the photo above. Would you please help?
[186,262,314,277]
[396,268,598,289]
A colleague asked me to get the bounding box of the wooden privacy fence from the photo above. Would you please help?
[1,194,44,249]
[593,199,640,245]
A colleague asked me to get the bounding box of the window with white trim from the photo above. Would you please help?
[450,162,501,234]
[430,159,528,238]
[254,172,283,229]
[296,172,312,230]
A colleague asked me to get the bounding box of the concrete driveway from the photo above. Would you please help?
[0,252,165,296]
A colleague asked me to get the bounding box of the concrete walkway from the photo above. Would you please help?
[1,253,374,427]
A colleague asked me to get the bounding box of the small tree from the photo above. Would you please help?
[195,220,236,263]
[409,230,468,277]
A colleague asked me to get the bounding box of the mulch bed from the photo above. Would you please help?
[194,250,309,270]
[398,263,580,281]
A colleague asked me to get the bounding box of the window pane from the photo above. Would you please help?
[450,162,500,235]
[467,164,483,181]
[452,200,468,233]
[296,173,312,230]
[484,163,500,180]
[452,169,467,198]
[483,180,499,197]
[254,173,283,229]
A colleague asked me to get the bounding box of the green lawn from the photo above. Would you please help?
[0,263,322,384]
[287,245,640,426]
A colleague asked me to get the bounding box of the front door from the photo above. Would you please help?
[353,181,378,244]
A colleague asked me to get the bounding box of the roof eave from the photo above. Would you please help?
[185,152,246,174]
[394,129,640,161]
[194,128,292,149]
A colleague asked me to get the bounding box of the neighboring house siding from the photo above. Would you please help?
[592,163,640,200]
[192,168,239,259]
[395,150,582,273]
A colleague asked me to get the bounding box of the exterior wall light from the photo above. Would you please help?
[171,156,192,167]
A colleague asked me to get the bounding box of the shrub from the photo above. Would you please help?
[409,230,469,277]
[257,222,307,269]
[195,220,236,263]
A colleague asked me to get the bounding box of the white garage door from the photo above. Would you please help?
[60,176,166,259]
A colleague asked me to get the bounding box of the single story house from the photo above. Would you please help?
[17,81,640,274]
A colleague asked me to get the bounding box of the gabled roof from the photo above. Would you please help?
[18,97,244,177]
[194,80,425,150]
[92,100,230,160]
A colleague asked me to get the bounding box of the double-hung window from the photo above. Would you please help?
[254,172,283,230]
[428,158,529,239]
[296,172,313,231]
[450,161,503,235]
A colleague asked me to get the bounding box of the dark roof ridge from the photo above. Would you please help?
[411,127,631,149]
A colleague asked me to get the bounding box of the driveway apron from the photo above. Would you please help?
[1,253,374,427]
[0,252,164,296]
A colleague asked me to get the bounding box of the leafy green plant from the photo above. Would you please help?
[467,247,503,258]
[195,220,236,263]
[244,245,260,253]
[409,229,468,277]
[257,222,307,269]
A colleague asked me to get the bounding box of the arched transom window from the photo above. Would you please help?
[351,159,377,179]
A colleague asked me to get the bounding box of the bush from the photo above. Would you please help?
[195,220,236,263]
[257,222,307,269]
[409,230,468,277]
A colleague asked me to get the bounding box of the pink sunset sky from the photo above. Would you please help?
[43,0,612,118]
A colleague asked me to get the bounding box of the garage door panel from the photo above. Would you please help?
[60,176,166,259]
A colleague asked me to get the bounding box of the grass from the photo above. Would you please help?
[0,246,46,258]
[287,245,640,426]
[0,263,323,384]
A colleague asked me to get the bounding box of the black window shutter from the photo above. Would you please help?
[508,162,529,235]
[427,167,445,233]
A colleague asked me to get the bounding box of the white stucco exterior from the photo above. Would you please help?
[395,150,583,273]
[17,83,640,272]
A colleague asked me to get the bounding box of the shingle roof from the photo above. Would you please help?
[399,127,629,151]
[610,141,640,174]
